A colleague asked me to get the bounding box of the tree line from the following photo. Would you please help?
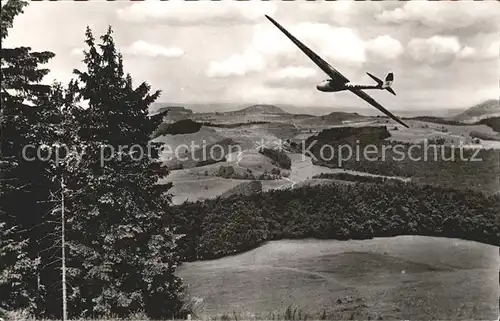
[312,172,402,184]
[258,147,292,169]
[171,181,500,262]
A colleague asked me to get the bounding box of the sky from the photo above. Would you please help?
[4,0,500,112]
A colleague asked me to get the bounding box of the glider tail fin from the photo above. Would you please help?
[366,72,383,86]
[367,72,396,96]
[383,72,396,96]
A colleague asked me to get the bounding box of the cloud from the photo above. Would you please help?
[5,0,499,112]
[407,36,461,64]
[278,1,385,27]
[207,22,369,79]
[266,66,318,88]
[289,1,356,26]
[117,1,277,25]
[457,46,477,60]
[254,23,367,67]
[206,20,411,84]
[376,2,500,32]
[71,41,185,59]
[457,41,499,61]
[407,34,498,64]
[70,48,84,56]
[365,35,404,60]
[317,1,354,25]
[206,52,264,78]
[486,41,499,59]
[123,40,184,58]
[273,66,317,80]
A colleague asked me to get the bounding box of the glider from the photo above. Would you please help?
[265,15,409,128]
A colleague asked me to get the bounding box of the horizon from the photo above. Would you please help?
[150,99,494,117]
[4,1,499,111]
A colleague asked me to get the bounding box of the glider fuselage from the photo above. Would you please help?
[316,79,383,93]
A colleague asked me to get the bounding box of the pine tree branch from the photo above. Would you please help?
[41,258,62,269]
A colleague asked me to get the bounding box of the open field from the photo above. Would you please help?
[178,236,499,320]
[163,149,412,203]
[165,177,248,205]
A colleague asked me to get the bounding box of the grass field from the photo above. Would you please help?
[162,151,413,202]
[177,236,499,320]
[166,177,248,205]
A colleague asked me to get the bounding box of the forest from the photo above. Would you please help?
[171,181,500,262]
[258,147,292,169]
[312,172,402,184]
[303,127,499,192]
[152,119,202,138]
[478,116,500,133]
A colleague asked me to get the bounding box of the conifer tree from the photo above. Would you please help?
[65,26,185,318]
[0,0,60,316]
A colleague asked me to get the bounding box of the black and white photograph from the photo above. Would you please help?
[1,0,499,320]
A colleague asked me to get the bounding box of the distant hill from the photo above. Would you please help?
[152,102,468,118]
[453,99,500,123]
[226,104,288,115]
[149,104,194,122]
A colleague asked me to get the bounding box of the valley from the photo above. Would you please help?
[152,100,500,203]
[158,100,499,319]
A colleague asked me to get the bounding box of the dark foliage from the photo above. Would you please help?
[152,119,202,138]
[221,180,262,198]
[258,147,292,170]
[195,158,222,167]
[2,4,187,318]
[216,165,236,178]
[168,138,239,170]
[470,131,500,142]
[427,137,447,145]
[477,117,500,133]
[60,27,185,319]
[404,116,465,126]
[309,126,391,146]
[303,127,499,193]
[1,0,60,315]
[172,181,500,261]
[312,172,400,184]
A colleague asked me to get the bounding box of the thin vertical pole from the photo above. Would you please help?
[61,175,67,321]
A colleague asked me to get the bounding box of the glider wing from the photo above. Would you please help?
[350,89,409,128]
[265,15,349,83]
